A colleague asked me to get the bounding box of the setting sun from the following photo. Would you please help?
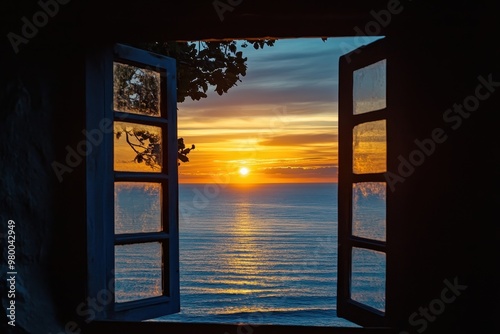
[239,167,250,176]
[175,38,382,184]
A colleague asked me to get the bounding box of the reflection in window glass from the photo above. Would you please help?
[113,62,161,116]
[353,120,386,174]
[351,247,385,312]
[114,121,162,172]
[115,242,163,303]
[352,182,386,242]
[353,59,386,115]
[115,182,162,234]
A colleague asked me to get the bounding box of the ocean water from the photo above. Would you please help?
[115,183,385,327]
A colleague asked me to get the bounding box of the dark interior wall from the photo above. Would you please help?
[381,5,500,333]
[387,28,500,333]
[48,47,89,334]
[1,1,499,333]
[2,0,394,44]
[0,37,88,333]
[0,47,59,333]
[405,4,499,332]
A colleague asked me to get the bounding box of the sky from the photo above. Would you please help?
[176,37,382,184]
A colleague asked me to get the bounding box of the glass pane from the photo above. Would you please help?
[114,121,162,172]
[353,59,386,114]
[115,182,162,234]
[352,182,386,241]
[353,120,386,174]
[351,247,385,312]
[115,242,163,303]
[113,62,161,116]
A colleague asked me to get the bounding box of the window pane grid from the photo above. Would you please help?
[112,57,171,309]
[84,44,179,319]
[349,57,388,316]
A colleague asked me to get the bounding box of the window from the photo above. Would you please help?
[86,44,180,320]
[86,38,394,329]
[337,37,389,326]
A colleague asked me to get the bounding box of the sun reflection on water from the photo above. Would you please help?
[223,201,268,279]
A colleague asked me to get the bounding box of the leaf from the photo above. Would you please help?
[121,40,277,167]
[178,138,185,149]
[178,154,189,163]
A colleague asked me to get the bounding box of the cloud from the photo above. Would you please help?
[179,104,338,126]
[259,133,338,146]
[179,85,338,115]
[260,166,338,177]
[178,38,348,117]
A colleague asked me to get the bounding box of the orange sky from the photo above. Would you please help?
[178,103,338,184]
[176,38,354,184]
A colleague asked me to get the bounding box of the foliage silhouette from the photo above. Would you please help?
[114,40,276,168]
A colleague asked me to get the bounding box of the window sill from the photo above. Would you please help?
[84,320,395,334]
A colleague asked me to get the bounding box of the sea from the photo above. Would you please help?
[114,183,386,327]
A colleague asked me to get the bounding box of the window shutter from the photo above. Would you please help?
[337,37,391,327]
[86,43,180,321]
